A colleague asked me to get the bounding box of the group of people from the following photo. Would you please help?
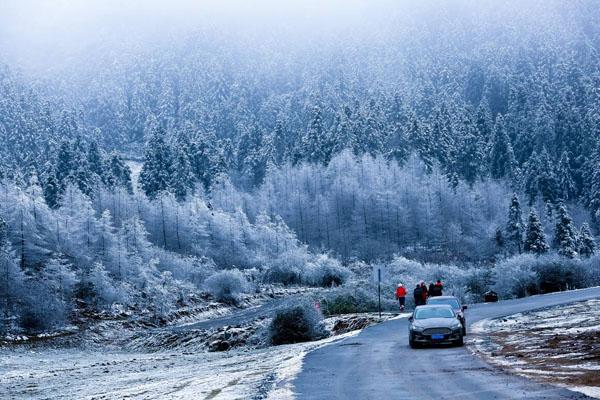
[395,280,444,311]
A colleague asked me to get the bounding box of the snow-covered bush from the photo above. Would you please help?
[301,255,350,287]
[19,280,70,332]
[321,287,378,316]
[269,300,327,345]
[493,254,539,298]
[493,253,590,298]
[532,256,588,292]
[584,255,600,286]
[262,253,304,285]
[204,269,250,303]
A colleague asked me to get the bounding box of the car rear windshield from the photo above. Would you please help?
[415,307,455,319]
[428,298,460,309]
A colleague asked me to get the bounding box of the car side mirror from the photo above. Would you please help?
[408,316,413,322]
[462,305,468,311]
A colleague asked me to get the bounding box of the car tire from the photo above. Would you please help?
[454,336,464,347]
[409,334,418,349]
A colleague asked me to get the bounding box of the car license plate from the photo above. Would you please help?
[431,334,445,340]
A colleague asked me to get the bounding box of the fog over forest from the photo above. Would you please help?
[1,0,600,334]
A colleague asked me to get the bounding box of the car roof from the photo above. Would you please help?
[427,296,459,300]
[414,304,454,309]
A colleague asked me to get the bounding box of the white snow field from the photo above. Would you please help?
[0,330,361,400]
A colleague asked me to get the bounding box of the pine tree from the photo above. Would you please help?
[577,223,595,258]
[55,140,75,191]
[587,145,600,223]
[454,116,482,185]
[407,115,434,171]
[301,106,327,164]
[537,148,558,203]
[489,116,516,180]
[522,151,541,205]
[108,152,133,193]
[171,149,195,201]
[354,99,384,158]
[43,168,61,209]
[524,210,549,254]
[553,204,577,258]
[87,138,105,186]
[268,119,288,166]
[556,151,575,201]
[506,194,524,253]
[330,108,355,157]
[139,126,173,199]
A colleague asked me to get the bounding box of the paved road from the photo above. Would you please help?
[294,287,600,400]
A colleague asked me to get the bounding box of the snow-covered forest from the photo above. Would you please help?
[1,0,600,334]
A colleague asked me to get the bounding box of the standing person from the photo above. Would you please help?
[413,284,423,306]
[395,283,407,311]
[420,281,428,304]
[432,279,444,297]
[428,282,435,297]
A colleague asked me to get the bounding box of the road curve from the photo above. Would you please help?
[293,287,600,400]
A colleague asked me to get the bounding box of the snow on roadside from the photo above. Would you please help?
[0,313,401,399]
[469,299,600,399]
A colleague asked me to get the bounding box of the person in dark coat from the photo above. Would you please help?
[431,279,444,297]
[428,282,435,296]
[413,284,423,306]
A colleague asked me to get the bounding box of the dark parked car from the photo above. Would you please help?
[484,290,498,302]
[427,295,467,335]
[408,305,464,348]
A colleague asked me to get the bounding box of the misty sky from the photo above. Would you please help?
[0,0,573,77]
[0,0,385,70]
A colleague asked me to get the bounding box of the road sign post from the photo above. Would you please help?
[377,267,381,319]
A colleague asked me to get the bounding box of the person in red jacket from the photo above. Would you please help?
[420,281,429,303]
[395,283,407,311]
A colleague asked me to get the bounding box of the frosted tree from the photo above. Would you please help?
[523,210,549,254]
[454,116,482,185]
[301,106,327,164]
[0,216,23,327]
[489,116,516,180]
[553,204,577,258]
[87,137,105,185]
[556,151,575,201]
[588,145,600,223]
[577,223,595,258]
[505,194,524,253]
[170,149,195,201]
[236,122,267,187]
[268,119,289,166]
[139,125,173,199]
[107,152,133,193]
[41,253,77,304]
[522,151,541,204]
[536,149,558,203]
[55,140,75,191]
